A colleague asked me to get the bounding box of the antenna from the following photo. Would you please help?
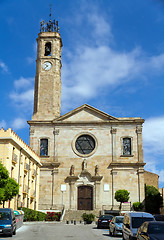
[49,3,52,21]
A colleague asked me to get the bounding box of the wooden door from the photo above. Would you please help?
[78,186,93,210]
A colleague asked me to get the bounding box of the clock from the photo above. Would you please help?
[43,61,52,71]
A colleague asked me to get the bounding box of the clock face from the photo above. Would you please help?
[43,61,52,71]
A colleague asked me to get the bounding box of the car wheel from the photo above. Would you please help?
[113,228,117,237]
[122,233,126,240]
[13,228,16,235]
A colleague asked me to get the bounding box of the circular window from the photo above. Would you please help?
[75,134,96,155]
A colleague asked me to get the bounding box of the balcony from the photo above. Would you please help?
[12,154,18,164]
[32,169,37,178]
[23,184,28,195]
[24,163,29,173]
[30,190,36,199]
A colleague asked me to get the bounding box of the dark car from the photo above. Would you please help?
[97,215,113,229]
[0,208,16,237]
[109,216,124,236]
[137,221,164,240]
[154,215,164,221]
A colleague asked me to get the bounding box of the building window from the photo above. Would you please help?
[45,42,51,56]
[75,134,95,155]
[123,138,131,155]
[40,139,48,156]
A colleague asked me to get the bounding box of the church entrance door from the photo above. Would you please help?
[78,186,93,210]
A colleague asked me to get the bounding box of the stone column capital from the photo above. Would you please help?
[136,126,142,134]
[53,129,59,135]
[110,128,117,134]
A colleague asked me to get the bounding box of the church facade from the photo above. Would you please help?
[28,18,145,212]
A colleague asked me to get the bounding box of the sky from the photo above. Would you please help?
[0,0,164,187]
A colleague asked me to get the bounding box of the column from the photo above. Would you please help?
[110,128,117,162]
[136,126,143,162]
[69,182,76,210]
[94,181,101,209]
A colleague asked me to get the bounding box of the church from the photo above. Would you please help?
[27,17,146,214]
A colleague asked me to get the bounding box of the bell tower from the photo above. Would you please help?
[32,17,63,121]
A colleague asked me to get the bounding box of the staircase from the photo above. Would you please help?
[63,209,100,222]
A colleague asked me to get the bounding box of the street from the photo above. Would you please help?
[0,222,122,240]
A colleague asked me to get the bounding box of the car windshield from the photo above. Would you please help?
[132,217,154,228]
[148,224,164,234]
[100,215,112,220]
[0,212,10,220]
[115,217,124,223]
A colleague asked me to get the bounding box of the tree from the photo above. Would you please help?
[115,189,130,212]
[145,185,163,214]
[0,163,9,188]
[0,163,19,207]
[1,178,19,207]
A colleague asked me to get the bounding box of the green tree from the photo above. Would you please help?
[145,185,163,214]
[0,163,19,207]
[0,163,9,187]
[115,189,130,212]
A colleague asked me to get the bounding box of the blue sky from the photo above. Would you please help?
[0,0,164,187]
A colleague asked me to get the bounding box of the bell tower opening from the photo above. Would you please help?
[45,42,51,56]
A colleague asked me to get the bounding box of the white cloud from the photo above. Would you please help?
[0,60,8,73]
[9,77,34,111]
[143,116,164,185]
[143,116,164,154]
[11,118,27,130]
[10,89,34,106]
[0,120,7,129]
[14,77,34,89]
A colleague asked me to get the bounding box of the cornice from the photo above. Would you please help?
[109,162,146,167]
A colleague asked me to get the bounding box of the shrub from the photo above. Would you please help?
[82,213,95,223]
[19,207,46,222]
[133,202,144,211]
[45,212,61,221]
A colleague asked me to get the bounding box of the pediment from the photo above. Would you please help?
[53,104,118,123]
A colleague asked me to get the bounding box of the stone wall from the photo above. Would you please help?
[144,170,159,189]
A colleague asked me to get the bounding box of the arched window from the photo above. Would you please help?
[123,138,131,155]
[45,42,51,56]
[40,139,48,156]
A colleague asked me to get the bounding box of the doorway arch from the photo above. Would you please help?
[77,185,93,210]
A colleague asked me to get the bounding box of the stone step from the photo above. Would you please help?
[63,209,100,222]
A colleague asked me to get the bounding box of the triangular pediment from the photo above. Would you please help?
[53,104,118,123]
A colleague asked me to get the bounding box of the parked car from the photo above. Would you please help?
[97,215,113,229]
[122,212,155,240]
[0,208,16,236]
[109,215,124,236]
[137,221,164,240]
[154,214,164,221]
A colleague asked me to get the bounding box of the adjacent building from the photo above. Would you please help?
[0,128,42,210]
